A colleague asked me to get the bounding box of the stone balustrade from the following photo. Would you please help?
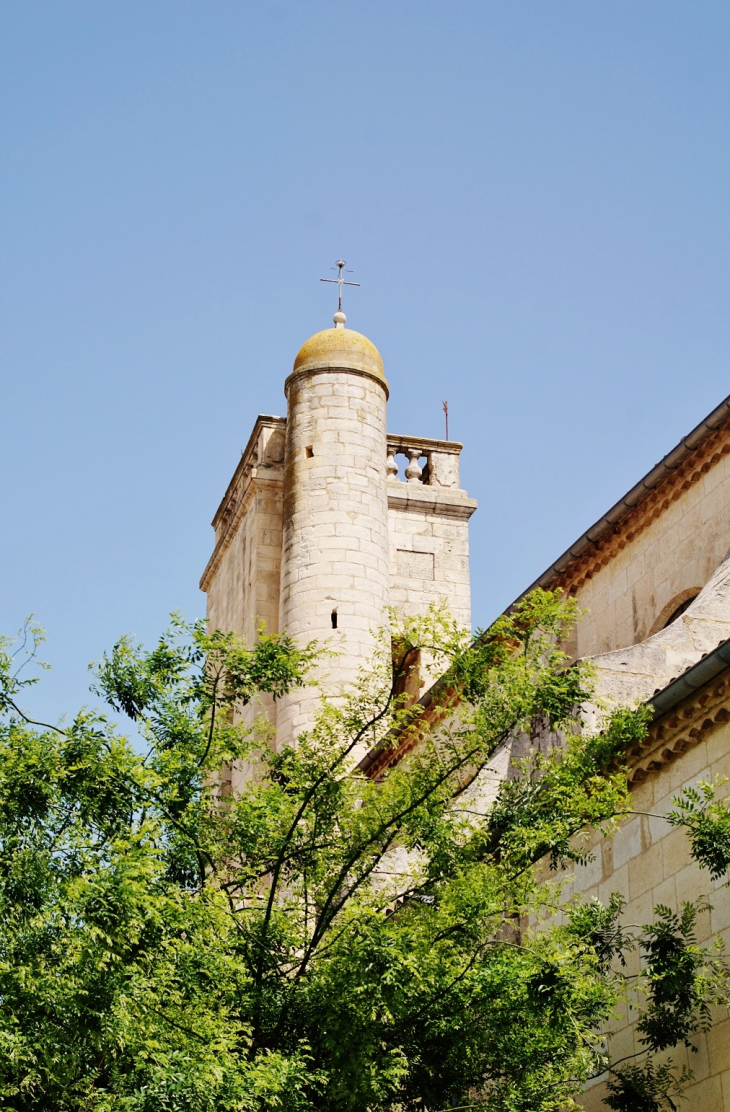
[386,434,463,489]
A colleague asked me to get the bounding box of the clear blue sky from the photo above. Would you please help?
[3,1,730,721]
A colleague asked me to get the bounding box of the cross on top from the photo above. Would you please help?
[320,259,360,313]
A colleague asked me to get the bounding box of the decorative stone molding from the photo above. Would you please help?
[647,588,703,638]
[628,668,730,783]
[387,482,477,520]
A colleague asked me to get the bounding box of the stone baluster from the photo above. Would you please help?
[405,448,423,484]
[386,445,399,481]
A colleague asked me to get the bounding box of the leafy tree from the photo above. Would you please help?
[0,593,728,1111]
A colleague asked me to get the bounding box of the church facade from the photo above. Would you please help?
[201,317,730,1107]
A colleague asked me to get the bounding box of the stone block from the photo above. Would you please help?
[628,841,663,900]
[674,863,711,908]
[332,382,365,398]
[645,807,671,846]
[574,851,604,893]
[704,459,725,493]
[684,1075,723,1112]
[651,781,683,820]
[624,890,654,928]
[651,873,678,910]
[626,552,646,585]
[612,817,644,869]
[599,863,630,906]
[607,1022,635,1063]
[709,748,730,786]
[710,886,730,934]
[705,1018,730,1076]
[661,825,693,878]
[608,569,629,605]
[580,1079,609,1112]
[700,720,728,769]
[667,745,710,792]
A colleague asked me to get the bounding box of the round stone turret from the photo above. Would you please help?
[276,325,391,747]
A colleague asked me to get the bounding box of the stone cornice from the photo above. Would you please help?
[284,364,389,400]
[358,684,463,781]
[387,483,477,520]
[387,433,463,456]
[210,415,286,532]
[628,665,730,784]
[200,470,283,593]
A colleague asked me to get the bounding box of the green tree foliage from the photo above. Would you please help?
[0,594,729,1111]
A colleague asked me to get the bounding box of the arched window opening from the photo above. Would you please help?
[663,595,698,629]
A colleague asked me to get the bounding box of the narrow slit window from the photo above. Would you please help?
[305,445,314,458]
[331,609,338,629]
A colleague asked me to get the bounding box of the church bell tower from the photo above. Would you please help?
[200,274,476,763]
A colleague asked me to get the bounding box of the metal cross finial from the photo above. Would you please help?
[320,259,360,313]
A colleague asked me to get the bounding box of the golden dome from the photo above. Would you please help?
[292,326,387,388]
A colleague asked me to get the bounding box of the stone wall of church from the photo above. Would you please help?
[570,446,730,660]
[569,705,730,1111]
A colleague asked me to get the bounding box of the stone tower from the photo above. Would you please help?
[200,311,477,760]
[276,317,391,746]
